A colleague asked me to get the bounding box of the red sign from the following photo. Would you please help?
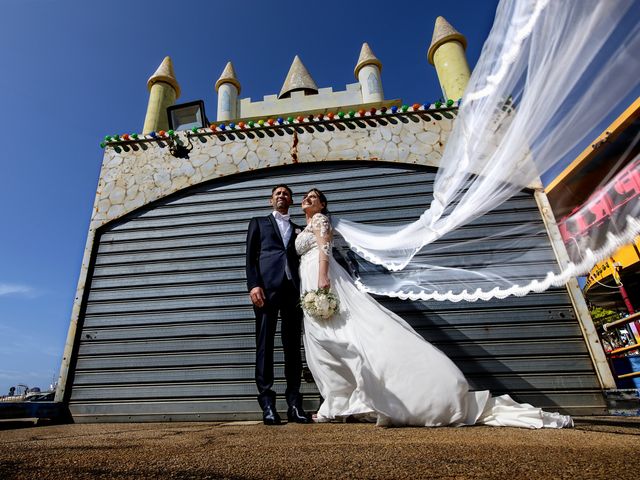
[558,158,640,262]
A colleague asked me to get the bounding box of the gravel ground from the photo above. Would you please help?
[0,417,638,479]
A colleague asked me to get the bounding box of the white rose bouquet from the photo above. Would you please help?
[300,288,340,320]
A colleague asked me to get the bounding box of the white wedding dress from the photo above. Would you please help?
[296,213,573,428]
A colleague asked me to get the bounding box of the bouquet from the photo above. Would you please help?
[300,288,340,320]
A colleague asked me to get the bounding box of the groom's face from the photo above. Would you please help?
[271,186,293,213]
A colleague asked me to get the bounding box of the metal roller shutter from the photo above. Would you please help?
[67,161,606,422]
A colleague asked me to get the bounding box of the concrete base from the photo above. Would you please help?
[2,420,638,479]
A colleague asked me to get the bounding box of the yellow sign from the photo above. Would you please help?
[584,236,640,291]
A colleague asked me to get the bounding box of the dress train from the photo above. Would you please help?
[299,248,573,429]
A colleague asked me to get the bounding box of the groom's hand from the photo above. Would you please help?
[250,287,266,308]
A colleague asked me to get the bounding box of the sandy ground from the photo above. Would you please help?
[0,417,638,479]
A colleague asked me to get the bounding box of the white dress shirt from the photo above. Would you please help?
[272,211,292,247]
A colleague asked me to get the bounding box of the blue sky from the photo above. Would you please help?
[0,0,636,395]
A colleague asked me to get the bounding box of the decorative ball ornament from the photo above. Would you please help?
[390,105,398,113]
[317,113,324,120]
[446,99,454,107]
[347,110,355,118]
[219,124,226,131]
[104,135,112,142]
[327,112,335,120]
[412,103,421,111]
[296,116,304,123]
[121,133,130,141]
[229,122,236,129]
[435,101,442,108]
[267,118,275,126]
[358,109,366,117]
[380,106,387,113]
[287,116,294,123]
[370,107,377,115]
[100,142,106,148]
[149,131,157,138]
[422,103,430,110]
[238,122,245,129]
[277,117,284,124]
[131,133,138,139]
[258,119,265,126]
[401,104,409,112]
[191,127,198,133]
[338,111,345,118]
[248,120,255,127]
[113,134,120,141]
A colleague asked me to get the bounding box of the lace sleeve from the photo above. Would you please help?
[311,213,333,257]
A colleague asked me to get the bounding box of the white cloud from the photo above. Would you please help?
[0,283,35,297]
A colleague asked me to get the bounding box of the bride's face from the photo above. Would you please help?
[302,191,325,215]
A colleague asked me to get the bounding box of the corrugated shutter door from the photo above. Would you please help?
[68,161,606,421]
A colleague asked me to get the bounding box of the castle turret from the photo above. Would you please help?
[215,61,241,122]
[354,42,383,103]
[427,17,471,101]
[278,56,318,99]
[143,56,181,134]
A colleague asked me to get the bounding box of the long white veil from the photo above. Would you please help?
[335,0,640,302]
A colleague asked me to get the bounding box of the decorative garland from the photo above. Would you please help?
[100,99,461,148]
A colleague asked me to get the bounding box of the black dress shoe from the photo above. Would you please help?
[287,405,311,424]
[262,405,282,425]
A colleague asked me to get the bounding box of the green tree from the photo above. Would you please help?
[589,306,622,330]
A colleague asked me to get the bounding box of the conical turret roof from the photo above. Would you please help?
[354,42,382,78]
[278,55,318,99]
[215,61,241,93]
[147,56,181,98]
[427,16,467,65]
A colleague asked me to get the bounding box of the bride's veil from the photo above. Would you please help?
[334,0,640,302]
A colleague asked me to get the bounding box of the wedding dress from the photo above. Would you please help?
[295,213,573,428]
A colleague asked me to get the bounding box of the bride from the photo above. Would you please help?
[295,188,574,428]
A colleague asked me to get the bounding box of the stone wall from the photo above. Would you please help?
[92,111,454,231]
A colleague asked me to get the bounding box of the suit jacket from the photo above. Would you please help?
[246,214,301,294]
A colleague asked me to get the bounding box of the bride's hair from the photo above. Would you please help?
[307,188,329,215]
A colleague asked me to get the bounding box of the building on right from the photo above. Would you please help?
[546,97,640,312]
[546,96,640,390]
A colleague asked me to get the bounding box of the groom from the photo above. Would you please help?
[245,184,310,425]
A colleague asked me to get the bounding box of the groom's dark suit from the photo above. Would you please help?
[246,213,303,410]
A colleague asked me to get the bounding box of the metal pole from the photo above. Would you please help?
[533,190,617,389]
[618,283,636,315]
[612,262,636,315]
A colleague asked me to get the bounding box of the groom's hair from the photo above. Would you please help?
[272,184,293,199]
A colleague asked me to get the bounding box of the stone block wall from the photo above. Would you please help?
[92,112,454,230]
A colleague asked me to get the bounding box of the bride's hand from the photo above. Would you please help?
[318,273,330,290]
